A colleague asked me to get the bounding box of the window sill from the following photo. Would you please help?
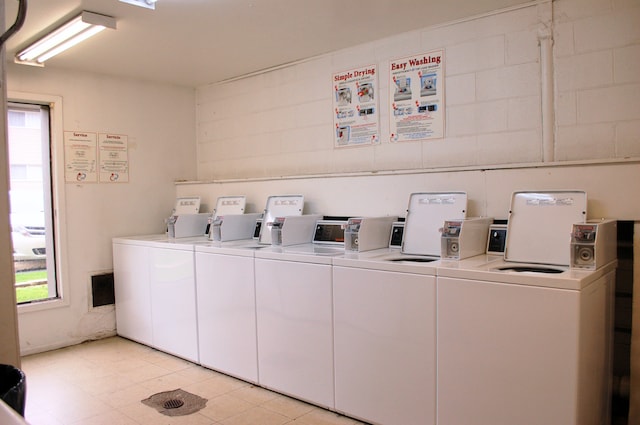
[17,296,69,314]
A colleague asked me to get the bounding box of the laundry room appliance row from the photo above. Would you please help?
[112,191,617,425]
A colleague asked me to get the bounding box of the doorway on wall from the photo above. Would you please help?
[6,102,58,304]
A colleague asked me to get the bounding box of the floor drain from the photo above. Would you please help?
[163,399,184,409]
[142,388,207,417]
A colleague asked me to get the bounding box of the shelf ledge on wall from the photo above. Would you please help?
[174,157,640,186]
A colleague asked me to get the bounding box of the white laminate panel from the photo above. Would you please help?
[112,242,152,345]
[149,247,199,362]
[333,266,436,425]
[437,276,580,425]
[255,258,334,408]
[195,252,258,383]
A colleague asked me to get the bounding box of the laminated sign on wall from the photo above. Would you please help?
[99,133,129,183]
[332,64,380,147]
[64,131,98,182]
[389,49,445,142]
[64,131,129,183]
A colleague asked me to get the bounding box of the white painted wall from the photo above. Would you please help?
[5,64,196,354]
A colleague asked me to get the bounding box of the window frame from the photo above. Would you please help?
[9,91,71,313]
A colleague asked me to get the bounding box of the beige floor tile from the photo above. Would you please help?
[73,372,136,396]
[228,384,280,405]
[94,383,152,408]
[151,355,194,372]
[183,374,248,400]
[261,394,317,419]
[295,408,362,425]
[199,393,254,422]
[68,409,139,425]
[104,357,158,374]
[45,392,114,424]
[138,371,196,394]
[115,362,171,383]
[174,365,220,383]
[21,337,369,425]
[220,405,290,425]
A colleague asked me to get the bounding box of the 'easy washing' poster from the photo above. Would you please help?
[389,49,445,142]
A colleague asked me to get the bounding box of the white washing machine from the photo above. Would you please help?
[253,219,348,409]
[113,233,169,346]
[127,235,206,362]
[195,195,303,383]
[195,239,263,383]
[113,196,247,362]
[331,249,500,425]
[435,191,617,425]
[330,192,468,425]
[332,254,438,425]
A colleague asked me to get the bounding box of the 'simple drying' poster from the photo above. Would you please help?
[332,64,379,147]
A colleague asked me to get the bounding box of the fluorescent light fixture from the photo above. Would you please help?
[15,11,116,66]
[119,0,157,10]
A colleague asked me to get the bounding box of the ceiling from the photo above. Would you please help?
[4,0,531,88]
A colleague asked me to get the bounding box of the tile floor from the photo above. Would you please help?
[20,336,367,425]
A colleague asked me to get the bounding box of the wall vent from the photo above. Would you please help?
[91,272,115,307]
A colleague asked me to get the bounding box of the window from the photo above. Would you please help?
[7,103,58,303]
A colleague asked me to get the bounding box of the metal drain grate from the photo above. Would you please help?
[141,388,207,417]
[163,399,184,409]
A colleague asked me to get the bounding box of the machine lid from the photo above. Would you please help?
[213,196,246,219]
[258,195,304,244]
[173,197,201,215]
[401,192,467,256]
[504,190,587,266]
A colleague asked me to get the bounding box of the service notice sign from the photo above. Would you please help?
[332,64,379,147]
[64,131,97,183]
[389,49,445,142]
[99,133,129,183]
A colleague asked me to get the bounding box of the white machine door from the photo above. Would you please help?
[254,257,334,408]
[113,242,152,345]
[148,247,199,362]
[333,266,436,425]
[195,252,258,383]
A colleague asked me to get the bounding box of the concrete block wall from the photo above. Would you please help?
[196,1,639,181]
[554,0,640,160]
[196,3,548,180]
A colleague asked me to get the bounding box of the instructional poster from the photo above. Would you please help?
[332,64,379,147]
[64,131,97,182]
[389,49,445,142]
[99,133,129,183]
